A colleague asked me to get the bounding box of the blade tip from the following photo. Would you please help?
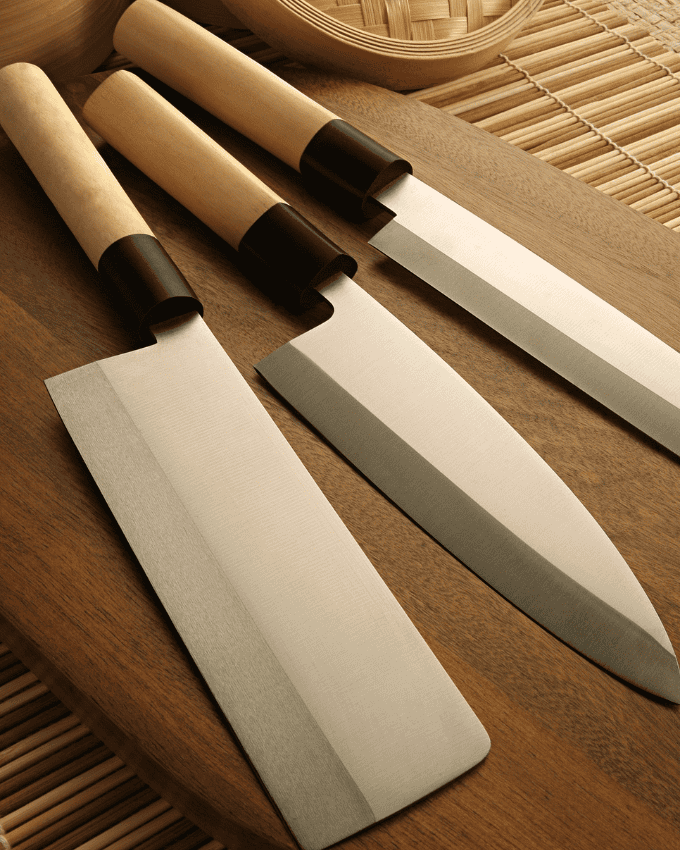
[660,662,680,704]
[644,646,680,703]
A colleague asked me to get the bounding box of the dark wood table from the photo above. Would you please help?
[1,67,679,850]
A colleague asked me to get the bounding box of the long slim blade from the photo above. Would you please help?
[45,313,490,850]
[257,277,680,703]
[370,174,680,456]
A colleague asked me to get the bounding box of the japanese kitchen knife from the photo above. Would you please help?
[0,62,493,850]
[83,68,680,703]
[112,0,680,458]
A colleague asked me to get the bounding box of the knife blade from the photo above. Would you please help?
[0,62,492,850]
[112,0,680,459]
[82,68,680,703]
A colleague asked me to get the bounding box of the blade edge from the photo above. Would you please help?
[257,343,680,703]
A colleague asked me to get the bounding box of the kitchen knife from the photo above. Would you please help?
[112,0,680,459]
[82,68,680,703]
[0,62,492,850]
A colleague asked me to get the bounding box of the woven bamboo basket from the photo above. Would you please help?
[220,0,543,89]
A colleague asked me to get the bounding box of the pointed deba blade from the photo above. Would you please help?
[257,274,680,704]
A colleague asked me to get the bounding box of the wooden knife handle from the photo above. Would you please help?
[113,0,411,217]
[0,62,201,337]
[84,70,356,310]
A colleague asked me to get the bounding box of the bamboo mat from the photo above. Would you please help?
[0,644,224,850]
[409,0,680,231]
[608,0,680,52]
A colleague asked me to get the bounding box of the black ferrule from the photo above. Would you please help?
[98,233,203,340]
[299,119,412,219]
[238,203,357,312]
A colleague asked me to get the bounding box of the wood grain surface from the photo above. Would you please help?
[0,0,130,81]
[0,65,679,850]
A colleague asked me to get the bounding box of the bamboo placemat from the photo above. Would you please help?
[409,0,680,231]
[0,644,224,850]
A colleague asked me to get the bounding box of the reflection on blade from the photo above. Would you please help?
[257,277,680,702]
[370,173,680,457]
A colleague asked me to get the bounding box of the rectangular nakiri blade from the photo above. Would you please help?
[46,312,491,850]
[370,174,680,457]
[257,276,680,704]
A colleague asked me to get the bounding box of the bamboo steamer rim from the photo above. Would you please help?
[226,0,544,58]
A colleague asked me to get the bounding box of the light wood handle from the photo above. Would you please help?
[0,62,202,337]
[0,63,153,267]
[83,70,281,249]
[113,1,411,217]
[83,70,357,312]
[113,0,335,171]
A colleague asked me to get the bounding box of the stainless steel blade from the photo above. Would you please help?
[370,174,680,457]
[45,312,490,850]
[257,277,680,703]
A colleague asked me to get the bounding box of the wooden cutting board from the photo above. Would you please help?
[1,66,679,850]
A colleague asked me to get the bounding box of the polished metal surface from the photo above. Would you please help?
[257,278,680,703]
[371,173,680,457]
[46,313,491,850]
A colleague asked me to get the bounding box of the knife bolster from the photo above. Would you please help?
[98,234,203,340]
[300,119,412,219]
[238,203,357,312]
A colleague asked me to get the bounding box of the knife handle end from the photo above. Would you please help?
[113,1,412,219]
[300,119,412,220]
[113,0,336,172]
[238,203,357,312]
[99,234,202,340]
[0,62,158,269]
[0,62,202,340]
